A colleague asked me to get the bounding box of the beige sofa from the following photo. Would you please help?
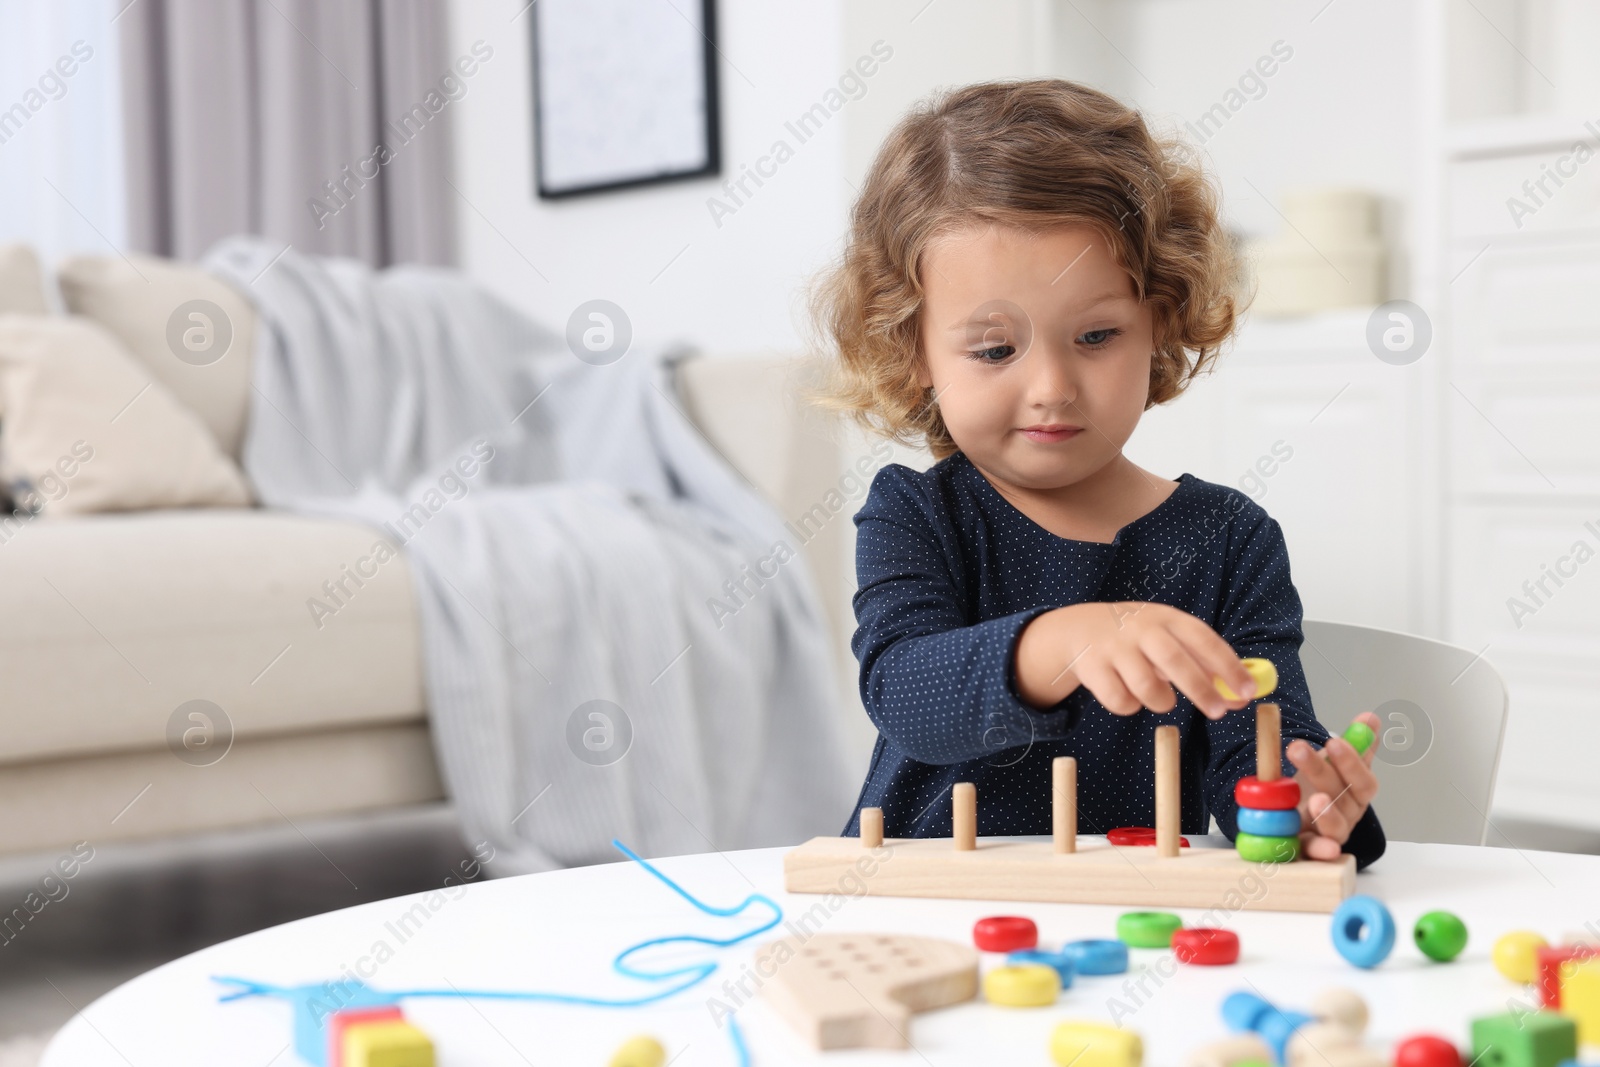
[0,249,862,857]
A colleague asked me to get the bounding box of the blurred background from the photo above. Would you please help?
[2,0,1598,1056]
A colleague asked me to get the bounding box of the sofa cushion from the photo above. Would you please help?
[0,509,424,765]
[0,315,253,513]
[0,245,50,315]
[57,253,255,458]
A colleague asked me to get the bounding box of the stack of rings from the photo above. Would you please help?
[1234,775,1301,863]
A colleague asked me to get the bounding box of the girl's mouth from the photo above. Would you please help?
[1019,426,1083,443]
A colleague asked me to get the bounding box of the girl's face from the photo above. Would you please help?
[916,222,1156,491]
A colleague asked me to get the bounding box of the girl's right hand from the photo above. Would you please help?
[1014,601,1257,719]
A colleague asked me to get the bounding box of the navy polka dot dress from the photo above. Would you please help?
[842,450,1385,871]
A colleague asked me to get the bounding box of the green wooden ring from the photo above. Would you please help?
[1235,831,1301,864]
[1116,910,1184,948]
[1342,720,1376,755]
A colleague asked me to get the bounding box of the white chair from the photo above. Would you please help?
[1297,619,1510,846]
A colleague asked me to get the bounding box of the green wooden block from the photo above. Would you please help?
[1470,1010,1577,1067]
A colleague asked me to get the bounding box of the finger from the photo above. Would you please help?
[1286,737,1345,801]
[1112,651,1177,713]
[1302,790,1352,842]
[1168,617,1255,704]
[1295,739,1370,830]
[1323,735,1380,809]
[1143,628,1229,718]
[1079,659,1142,716]
[1299,829,1344,862]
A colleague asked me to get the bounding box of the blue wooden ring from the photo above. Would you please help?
[1237,806,1302,837]
[1061,938,1129,975]
[1007,948,1075,986]
[1330,894,1396,969]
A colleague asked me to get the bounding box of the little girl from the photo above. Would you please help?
[808,79,1384,869]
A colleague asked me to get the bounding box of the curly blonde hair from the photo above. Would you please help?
[804,78,1250,462]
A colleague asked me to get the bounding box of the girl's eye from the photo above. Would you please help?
[966,344,1016,363]
[1079,327,1123,349]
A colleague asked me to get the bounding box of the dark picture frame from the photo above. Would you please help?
[529,0,721,199]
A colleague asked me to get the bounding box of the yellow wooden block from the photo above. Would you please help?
[1052,1020,1143,1067]
[1560,956,1600,1047]
[343,1019,434,1067]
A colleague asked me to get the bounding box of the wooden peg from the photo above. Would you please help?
[861,807,883,849]
[1257,703,1281,782]
[1155,725,1180,857]
[1053,756,1077,854]
[953,782,976,851]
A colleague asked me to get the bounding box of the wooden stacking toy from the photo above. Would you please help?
[784,706,1356,913]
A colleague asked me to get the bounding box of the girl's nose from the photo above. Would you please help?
[1026,347,1076,407]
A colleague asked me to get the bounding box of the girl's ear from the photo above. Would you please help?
[914,351,932,390]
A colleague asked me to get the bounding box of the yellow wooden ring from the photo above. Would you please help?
[1216,658,1278,701]
[984,962,1061,1007]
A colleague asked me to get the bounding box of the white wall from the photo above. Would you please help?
[1120,0,1421,261]
[447,0,853,357]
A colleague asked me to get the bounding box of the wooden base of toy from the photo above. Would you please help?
[785,834,1354,913]
[794,712,1355,914]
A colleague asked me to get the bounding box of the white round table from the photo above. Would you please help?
[43,837,1599,1066]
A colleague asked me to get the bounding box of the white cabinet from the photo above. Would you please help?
[1443,136,1600,828]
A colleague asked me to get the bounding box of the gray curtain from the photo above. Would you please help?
[121,0,455,267]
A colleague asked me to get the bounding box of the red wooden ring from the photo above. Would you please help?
[1234,776,1301,811]
[1171,927,1240,965]
[973,915,1038,953]
[1107,826,1189,848]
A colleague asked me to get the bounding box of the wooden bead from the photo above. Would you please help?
[1393,1035,1461,1067]
[1186,1034,1272,1067]
[1286,1022,1359,1067]
[1310,987,1368,1035]
[1493,931,1549,985]
[1317,1047,1389,1067]
[1414,911,1469,962]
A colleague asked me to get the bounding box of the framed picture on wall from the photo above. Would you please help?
[529,0,721,199]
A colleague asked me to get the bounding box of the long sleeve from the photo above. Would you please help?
[1201,502,1386,870]
[851,466,1084,766]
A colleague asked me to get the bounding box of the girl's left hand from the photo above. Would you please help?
[1287,711,1381,861]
